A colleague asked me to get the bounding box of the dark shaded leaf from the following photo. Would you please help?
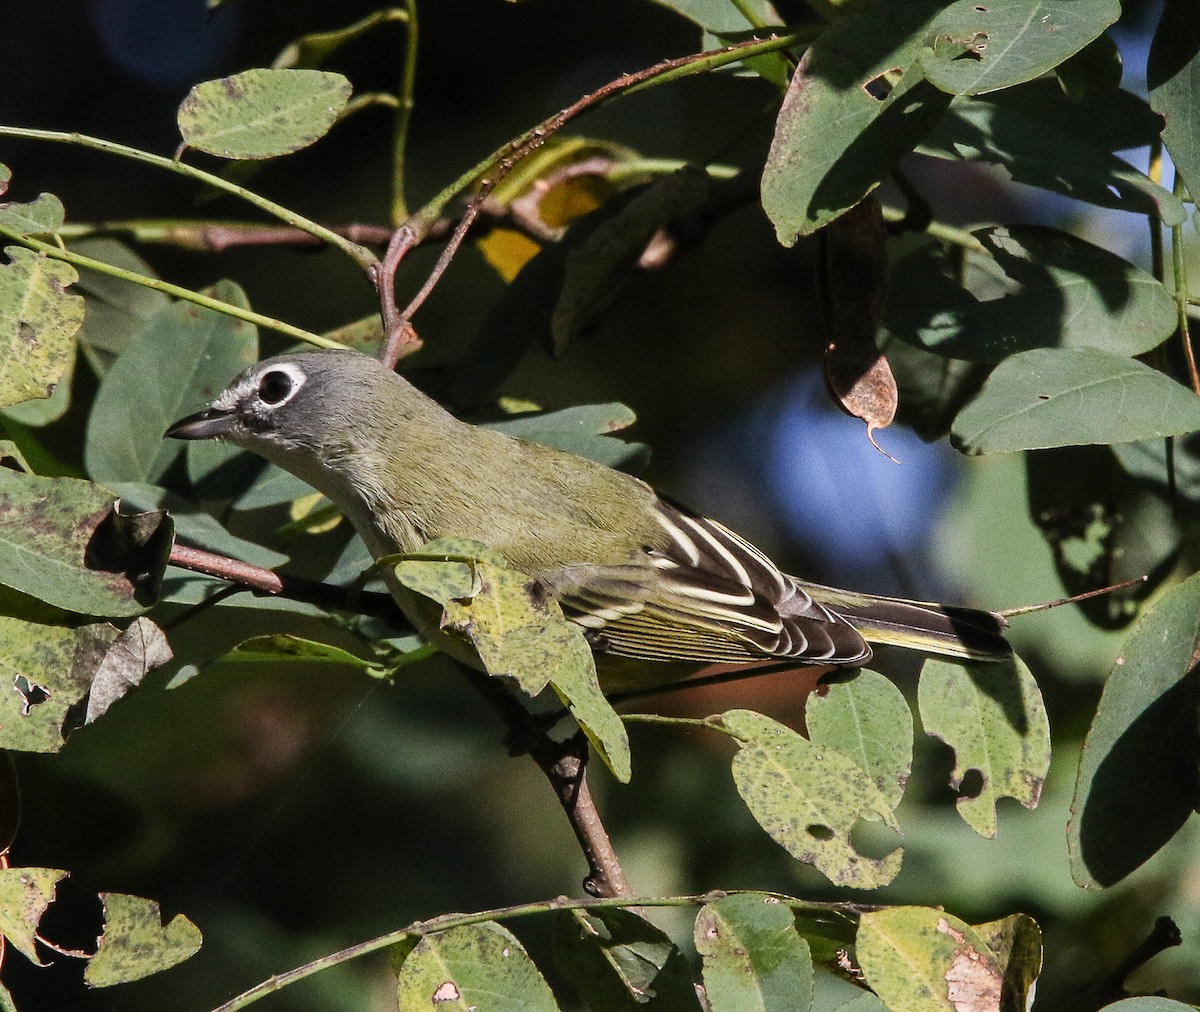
[1148,0,1200,201]
[886,227,1176,362]
[1068,572,1200,888]
[762,0,952,242]
[554,907,702,1011]
[81,617,172,726]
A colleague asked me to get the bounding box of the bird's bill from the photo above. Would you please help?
[165,408,234,441]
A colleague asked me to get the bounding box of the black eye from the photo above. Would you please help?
[257,370,294,405]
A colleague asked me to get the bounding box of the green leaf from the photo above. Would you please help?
[762,0,952,242]
[951,348,1200,455]
[886,226,1177,362]
[217,633,381,674]
[1148,1,1200,202]
[856,907,1009,1011]
[395,921,560,1012]
[884,339,989,441]
[178,69,352,159]
[920,0,1120,96]
[805,670,913,810]
[695,893,813,1012]
[0,246,84,410]
[0,471,165,616]
[487,403,647,471]
[546,640,632,785]
[1102,1000,1200,1012]
[84,892,202,986]
[0,867,66,963]
[69,238,171,371]
[0,603,121,753]
[722,709,902,889]
[552,167,712,352]
[919,84,1185,224]
[84,280,258,484]
[553,907,702,1011]
[1068,571,1200,888]
[0,193,65,236]
[917,656,1050,838]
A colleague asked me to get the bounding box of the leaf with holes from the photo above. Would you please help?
[918,656,1050,838]
[178,69,351,159]
[0,246,84,411]
[0,867,66,964]
[920,0,1120,96]
[722,709,902,889]
[762,0,952,242]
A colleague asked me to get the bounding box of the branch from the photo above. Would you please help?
[372,30,810,368]
[464,669,633,900]
[166,544,402,624]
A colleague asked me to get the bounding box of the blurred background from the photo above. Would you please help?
[1,0,1197,1008]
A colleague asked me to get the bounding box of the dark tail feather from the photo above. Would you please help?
[799,582,1011,661]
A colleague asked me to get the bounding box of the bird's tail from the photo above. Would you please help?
[800,582,1011,661]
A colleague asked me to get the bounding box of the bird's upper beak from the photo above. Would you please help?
[165,407,235,441]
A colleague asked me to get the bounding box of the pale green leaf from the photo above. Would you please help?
[951,348,1200,454]
[695,893,813,1012]
[0,867,66,963]
[396,922,560,1012]
[856,907,1004,1011]
[0,246,83,410]
[84,892,202,986]
[806,670,912,809]
[722,709,902,888]
[178,69,352,159]
[0,193,65,235]
[918,656,1050,838]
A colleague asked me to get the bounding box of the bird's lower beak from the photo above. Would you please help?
[165,408,235,441]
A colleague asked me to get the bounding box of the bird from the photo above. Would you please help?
[166,349,1008,687]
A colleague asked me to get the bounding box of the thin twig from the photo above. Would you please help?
[464,669,632,899]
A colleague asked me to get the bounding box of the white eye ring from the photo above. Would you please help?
[255,362,307,408]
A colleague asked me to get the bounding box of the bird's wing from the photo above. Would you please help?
[539,501,871,666]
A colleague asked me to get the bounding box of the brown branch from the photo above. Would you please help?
[464,669,633,899]
[373,35,787,369]
[167,543,403,624]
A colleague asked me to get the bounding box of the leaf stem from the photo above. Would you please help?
[390,0,419,224]
[879,205,986,252]
[0,224,341,347]
[1170,171,1200,395]
[0,124,375,269]
[210,889,865,1011]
